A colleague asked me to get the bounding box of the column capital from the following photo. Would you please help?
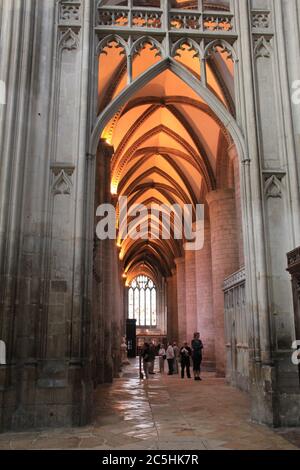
[206,188,235,206]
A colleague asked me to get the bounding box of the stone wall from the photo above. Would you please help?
[1,0,300,431]
[0,1,124,432]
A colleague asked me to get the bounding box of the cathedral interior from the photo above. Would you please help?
[0,0,300,449]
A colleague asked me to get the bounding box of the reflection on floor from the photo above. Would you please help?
[0,358,299,450]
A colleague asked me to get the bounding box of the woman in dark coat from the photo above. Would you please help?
[141,342,151,379]
[191,332,203,381]
[180,342,192,379]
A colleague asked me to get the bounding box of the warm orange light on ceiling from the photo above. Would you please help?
[101,129,112,146]
[111,181,118,195]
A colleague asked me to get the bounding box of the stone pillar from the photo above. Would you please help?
[174,257,186,346]
[110,197,124,378]
[207,189,239,376]
[97,140,114,383]
[159,278,167,336]
[233,0,275,426]
[278,0,300,235]
[195,215,216,370]
[184,250,197,344]
[228,144,245,268]
[235,0,300,426]
[167,269,178,343]
[0,0,96,431]
[124,285,129,335]
[0,2,38,430]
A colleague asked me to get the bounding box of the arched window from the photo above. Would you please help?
[128,275,157,327]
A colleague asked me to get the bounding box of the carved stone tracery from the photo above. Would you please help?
[51,164,75,196]
[263,173,285,199]
[58,0,82,51]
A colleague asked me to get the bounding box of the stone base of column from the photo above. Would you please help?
[0,361,94,432]
[250,359,300,427]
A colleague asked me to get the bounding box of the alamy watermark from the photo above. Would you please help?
[292,80,300,105]
[96,197,205,251]
[291,340,300,366]
[0,80,6,105]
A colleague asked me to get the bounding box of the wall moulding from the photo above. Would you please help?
[253,35,272,59]
[251,10,272,33]
[50,163,75,196]
[59,0,82,24]
[263,171,286,200]
[58,0,82,51]
[58,26,81,51]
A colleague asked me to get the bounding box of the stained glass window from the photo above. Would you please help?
[128,275,157,327]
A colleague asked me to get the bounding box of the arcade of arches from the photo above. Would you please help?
[0,0,300,433]
[96,41,244,380]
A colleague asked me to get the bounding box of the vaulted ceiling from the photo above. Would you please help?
[98,33,235,283]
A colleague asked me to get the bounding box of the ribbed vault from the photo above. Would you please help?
[98,35,235,288]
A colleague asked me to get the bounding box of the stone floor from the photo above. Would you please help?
[0,359,299,450]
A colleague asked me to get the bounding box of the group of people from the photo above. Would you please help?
[141,332,203,381]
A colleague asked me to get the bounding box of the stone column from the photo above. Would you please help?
[235,0,273,367]
[110,195,123,378]
[277,0,300,238]
[0,0,39,432]
[158,279,167,336]
[174,257,186,346]
[167,269,178,343]
[228,144,245,268]
[184,250,197,344]
[207,189,239,376]
[0,0,96,431]
[124,285,129,335]
[164,278,168,335]
[97,140,114,383]
[195,214,216,370]
[234,0,275,426]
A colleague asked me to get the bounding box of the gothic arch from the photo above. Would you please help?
[90,57,246,160]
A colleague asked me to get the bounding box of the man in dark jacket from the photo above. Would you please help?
[180,342,192,379]
[142,342,151,379]
[148,342,156,374]
[191,332,204,381]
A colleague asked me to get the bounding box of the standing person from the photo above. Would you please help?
[142,342,151,379]
[180,342,192,379]
[173,342,180,375]
[191,332,204,381]
[148,342,156,374]
[158,344,166,374]
[166,343,175,375]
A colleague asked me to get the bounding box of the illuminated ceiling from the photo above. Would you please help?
[98,31,235,282]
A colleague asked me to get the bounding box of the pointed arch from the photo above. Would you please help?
[204,39,238,62]
[96,33,128,56]
[90,57,246,161]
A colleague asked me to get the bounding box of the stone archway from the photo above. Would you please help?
[88,52,249,381]
[90,57,246,158]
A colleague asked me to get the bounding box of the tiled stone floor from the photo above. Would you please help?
[0,359,299,450]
